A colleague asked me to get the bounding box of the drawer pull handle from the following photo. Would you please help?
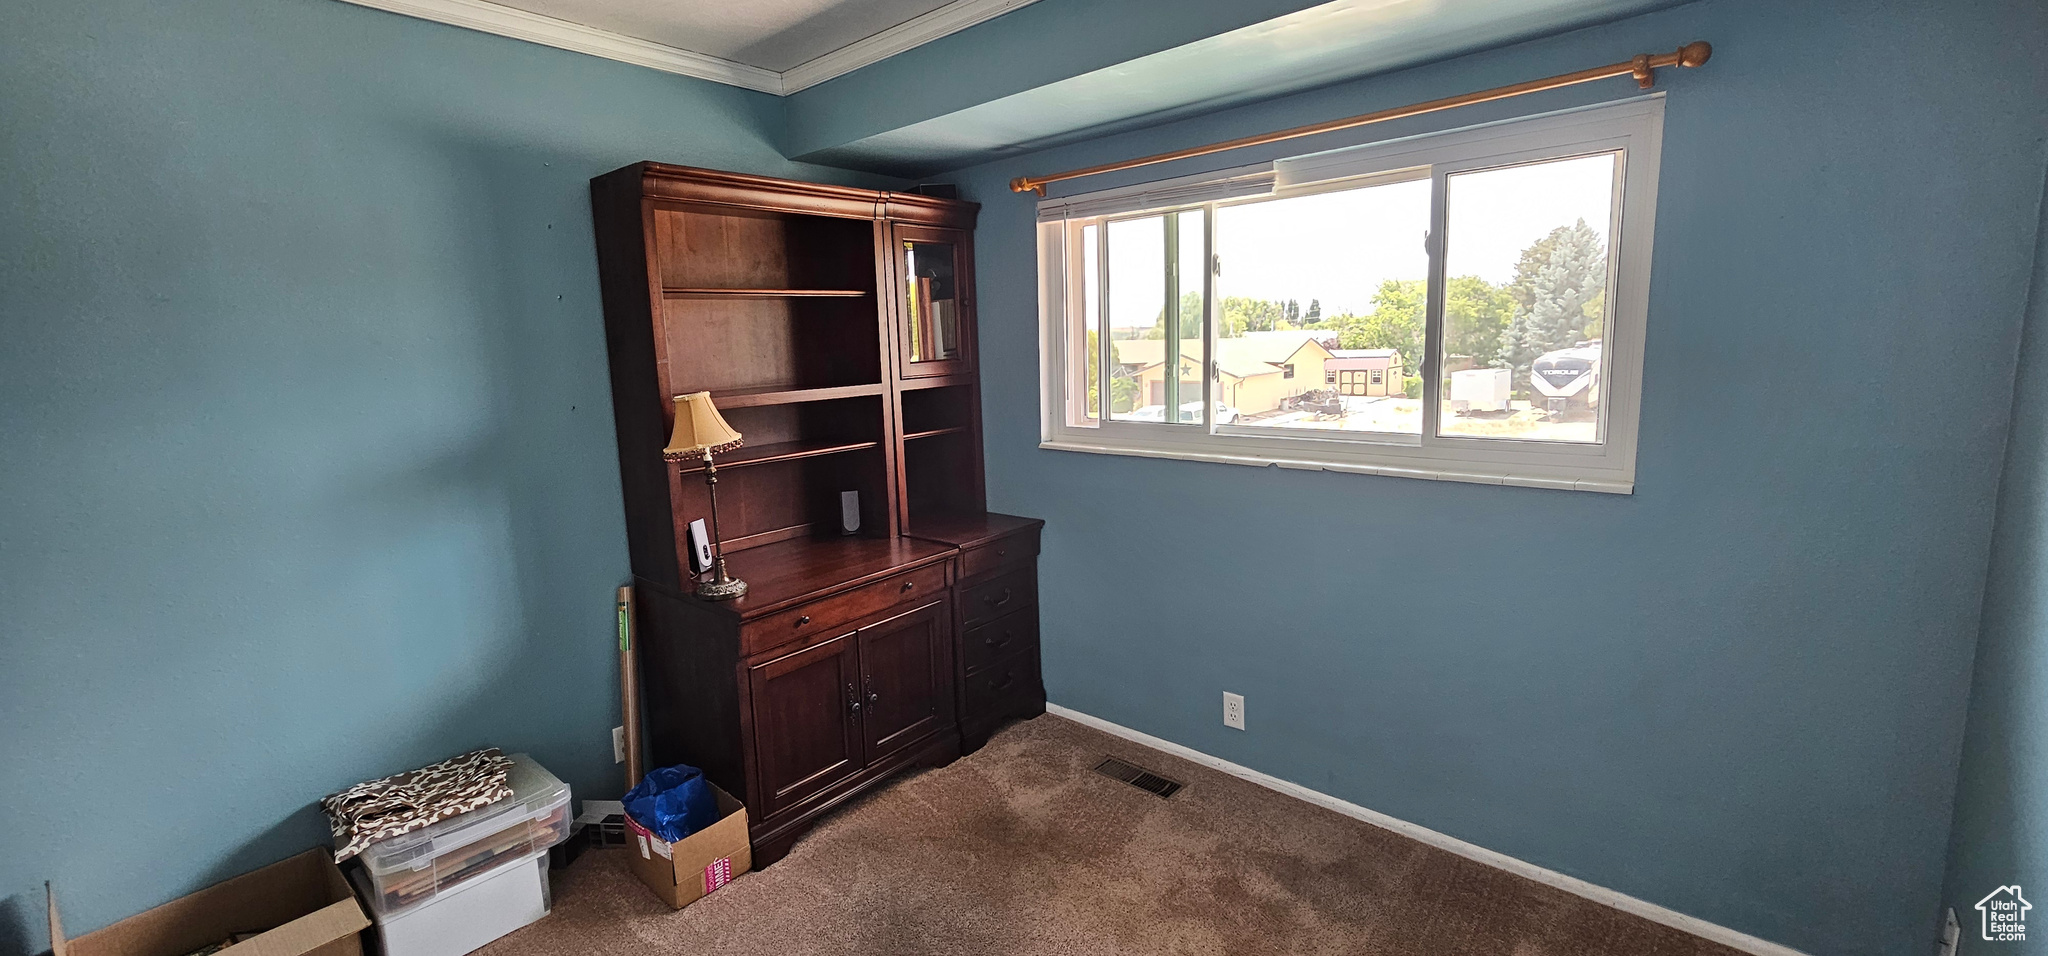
[991,670,1017,691]
[997,548,1007,557]
[795,615,811,627]
[901,580,916,592]
[984,629,1012,648]
[985,587,1012,607]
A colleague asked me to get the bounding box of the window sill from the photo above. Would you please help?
[1037,440,1632,494]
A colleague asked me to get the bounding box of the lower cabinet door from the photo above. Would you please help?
[748,632,865,818]
[856,600,952,762]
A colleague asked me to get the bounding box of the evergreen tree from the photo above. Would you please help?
[1284,299,1300,326]
[1496,219,1607,393]
[1305,298,1322,325]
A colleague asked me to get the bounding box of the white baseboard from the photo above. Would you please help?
[1044,703,1810,956]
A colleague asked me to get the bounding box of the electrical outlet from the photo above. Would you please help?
[612,726,626,764]
[1223,692,1245,730]
[1938,908,1960,956]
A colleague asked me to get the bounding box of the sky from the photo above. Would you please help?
[1099,152,1616,329]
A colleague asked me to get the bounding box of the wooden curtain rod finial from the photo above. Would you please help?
[1009,39,1715,195]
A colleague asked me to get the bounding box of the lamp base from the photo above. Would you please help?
[696,575,748,601]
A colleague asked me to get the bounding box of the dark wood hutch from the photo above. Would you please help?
[590,163,1045,864]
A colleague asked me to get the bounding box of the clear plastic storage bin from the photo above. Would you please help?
[356,753,571,917]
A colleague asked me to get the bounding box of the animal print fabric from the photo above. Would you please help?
[322,748,515,863]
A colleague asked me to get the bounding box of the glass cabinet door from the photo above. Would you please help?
[895,225,973,377]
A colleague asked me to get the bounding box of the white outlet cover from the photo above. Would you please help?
[612,725,626,764]
[1223,692,1245,730]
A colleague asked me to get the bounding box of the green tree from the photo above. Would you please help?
[1084,329,1100,414]
[1107,340,1140,412]
[1443,276,1515,368]
[1496,219,1607,392]
[1148,291,1205,340]
[1338,279,1425,362]
[1305,298,1322,325]
[1222,296,1285,333]
[1343,275,1514,372]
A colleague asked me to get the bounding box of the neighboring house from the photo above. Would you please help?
[1325,349,1405,397]
[1112,331,1336,414]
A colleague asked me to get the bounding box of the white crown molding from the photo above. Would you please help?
[334,0,785,92]
[1044,704,1814,956]
[780,0,1042,93]
[332,0,1045,96]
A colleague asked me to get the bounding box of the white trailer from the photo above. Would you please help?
[1448,367,1512,414]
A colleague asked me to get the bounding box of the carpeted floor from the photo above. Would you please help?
[488,715,1745,956]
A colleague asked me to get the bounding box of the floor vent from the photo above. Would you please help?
[1094,756,1183,798]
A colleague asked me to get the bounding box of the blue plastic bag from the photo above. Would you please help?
[622,763,720,843]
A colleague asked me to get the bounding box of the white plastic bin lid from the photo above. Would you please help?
[357,753,570,877]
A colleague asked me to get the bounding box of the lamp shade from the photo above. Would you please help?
[663,391,743,461]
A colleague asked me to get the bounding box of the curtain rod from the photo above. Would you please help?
[1009,41,1711,196]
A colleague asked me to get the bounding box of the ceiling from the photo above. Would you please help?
[493,0,959,72]
[337,0,1690,174]
[788,0,1690,175]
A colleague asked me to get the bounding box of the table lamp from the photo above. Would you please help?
[664,391,747,600]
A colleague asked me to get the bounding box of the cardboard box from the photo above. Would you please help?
[49,849,369,956]
[623,783,751,909]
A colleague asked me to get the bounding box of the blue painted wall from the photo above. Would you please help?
[0,0,891,948]
[944,2,2048,954]
[1943,168,2048,947]
[8,0,2048,954]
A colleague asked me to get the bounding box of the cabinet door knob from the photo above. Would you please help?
[847,683,860,714]
[901,580,915,592]
[996,548,1007,557]
[795,615,811,627]
[866,677,878,705]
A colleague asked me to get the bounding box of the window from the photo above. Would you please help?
[1038,98,1662,492]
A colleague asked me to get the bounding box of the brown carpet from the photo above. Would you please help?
[488,715,1745,956]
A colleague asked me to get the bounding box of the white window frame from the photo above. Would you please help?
[1036,96,1664,493]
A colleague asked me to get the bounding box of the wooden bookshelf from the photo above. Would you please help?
[672,437,882,474]
[709,383,887,409]
[662,288,871,298]
[591,162,1042,869]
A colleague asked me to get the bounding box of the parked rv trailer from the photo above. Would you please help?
[1530,342,1601,417]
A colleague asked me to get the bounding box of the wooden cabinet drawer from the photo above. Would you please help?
[744,562,948,657]
[963,645,1039,722]
[962,606,1037,676]
[961,566,1034,628]
[959,530,1038,581]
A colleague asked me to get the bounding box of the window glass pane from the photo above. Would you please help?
[1214,178,1430,434]
[1105,213,1206,425]
[1175,209,1206,423]
[1069,222,1101,426]
[1438,152,1617,443]
[1106,216,1162,421]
